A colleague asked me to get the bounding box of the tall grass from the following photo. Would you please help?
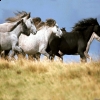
[0,58,100,100]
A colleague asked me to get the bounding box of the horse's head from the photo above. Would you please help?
[93,24,100,37]
[61,27,67,34]
[45,19,62,38]
[23,13,37,35]
[21,19,30,36]
[52,24,63,38]
[6,11,37,35]
[90,18,100,37]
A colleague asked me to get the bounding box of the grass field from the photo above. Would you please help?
[0,58,100,100]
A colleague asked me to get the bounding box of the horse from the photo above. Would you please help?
[59,28,100,61]
[18,19,63,59]
[1,11,37,59]
[47,18,100,62]
[5,11,37,34]
[13,17,42,60]
[27,17,42,60]
[0,19,31,60]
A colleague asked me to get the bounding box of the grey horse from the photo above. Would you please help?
[0,19,30,60]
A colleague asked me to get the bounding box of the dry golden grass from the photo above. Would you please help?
[0,57,100,100]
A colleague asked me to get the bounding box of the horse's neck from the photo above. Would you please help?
[22,17,28,24]
[83,26,94,42]
[35,27,52,42]
[40,27,53,42]
[0,22,17,32]
[10,24,22,37]
[44,27,53,38]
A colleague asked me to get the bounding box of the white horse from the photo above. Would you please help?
[0,11,37,59]
[3,11,37,34]
[19,19,63,59]
[0,19,30,60]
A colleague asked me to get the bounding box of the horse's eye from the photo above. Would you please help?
[56,26,58,28]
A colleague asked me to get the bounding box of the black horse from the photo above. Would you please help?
[47,18,100,62]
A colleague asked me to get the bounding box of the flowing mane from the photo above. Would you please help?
[45,19,56,27]
[72,18,99,31]
[8,19,23,32]
[36,21,45,31]
[33,17,41,27]
[36,18,56,30]
[5,11,28,22]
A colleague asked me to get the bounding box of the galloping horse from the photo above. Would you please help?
[18,19,62,59]
[60,28,100,61]
[0,19,30,60]
[1,11,37,58]
[15,17,42,60]
[47,18,100,62]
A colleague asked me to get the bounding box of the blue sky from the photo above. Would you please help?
[0,0,100,62]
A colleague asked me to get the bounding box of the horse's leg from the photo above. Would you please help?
[13,46,22,53]
[0,50,10,60]
[28,55,33,60]
[35,53,41,61]
[48,51,55,60]
[12,41,22,53]
[0,50,2,59]
[39,48,50,59]
[10,42,23,60]
[54,49,63,61]
[78,40,87,62]
[4,50,10,60]
[55,52,63,62]
[84,52,92,61]
[49,50,63,62]
[78,50,87,63]
[8,50,15,60]
[32,53,40,61]
[0,50,6,59]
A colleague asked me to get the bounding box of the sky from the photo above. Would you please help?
[0,0,100,62]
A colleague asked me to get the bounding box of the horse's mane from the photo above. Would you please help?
[72,18,98,31]
[32,18,56,30]
[5,11,28,22]
[36,21,45,31]
[8,19,23,32]
[45,19,56,27]
[33,17,41,27]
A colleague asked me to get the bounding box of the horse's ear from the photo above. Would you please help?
[26,13,31,19]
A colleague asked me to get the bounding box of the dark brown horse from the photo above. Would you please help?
[47,18,100,62]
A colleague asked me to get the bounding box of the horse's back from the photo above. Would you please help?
[0,22,15,32]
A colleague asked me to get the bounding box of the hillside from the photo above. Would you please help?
[0,58,100,100]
